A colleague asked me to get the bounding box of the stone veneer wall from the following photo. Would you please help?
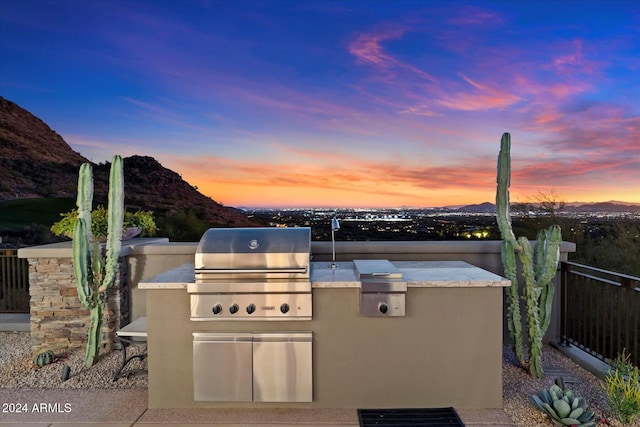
[27,256,129,356]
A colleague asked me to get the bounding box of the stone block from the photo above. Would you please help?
[47,273,74,281]
[70,331,87,341]
[33,288,63,296]
[59,287,78,297]
[65,320,86,328]
[35,263,62,273]
[46,329,71,338]
[61,297,81,307]
[50,310,89,322]
[34,310,55,318]
[39,322,65,330]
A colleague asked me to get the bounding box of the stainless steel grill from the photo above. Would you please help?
[188,227,312,320]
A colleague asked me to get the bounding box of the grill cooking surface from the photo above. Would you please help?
[189,227,312,321]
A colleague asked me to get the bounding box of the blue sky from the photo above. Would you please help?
[1,0,639,207]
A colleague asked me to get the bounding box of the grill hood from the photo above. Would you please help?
[195,227,311,281]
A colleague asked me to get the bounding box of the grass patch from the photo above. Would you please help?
[0,198,76,230]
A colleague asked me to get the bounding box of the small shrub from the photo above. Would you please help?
[156,209,208,241]
[604,350,640,425]
[51,206,157,239]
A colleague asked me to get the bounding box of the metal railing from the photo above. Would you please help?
[560,261,639,367]
[0,249,30,312]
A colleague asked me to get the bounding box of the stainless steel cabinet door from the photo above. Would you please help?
[252,332,313,402]
[192,333,253,401]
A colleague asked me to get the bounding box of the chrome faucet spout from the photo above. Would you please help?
[331,218,340,269]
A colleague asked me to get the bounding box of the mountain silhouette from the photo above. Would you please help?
[0,96,257,227]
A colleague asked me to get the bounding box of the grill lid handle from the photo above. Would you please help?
[195,267,308,274]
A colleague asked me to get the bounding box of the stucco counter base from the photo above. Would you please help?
[142,261,509,409]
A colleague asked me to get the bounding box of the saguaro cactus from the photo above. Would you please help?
[496,133,562,379]
[72,155,124,367]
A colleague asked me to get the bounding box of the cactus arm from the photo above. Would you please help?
[75,163,94,242]
[496,132,528,366]
[90,240,104,286]
[72,217,92,310]
[72,163,95,312]
[501,239,525,365]
[100,155,124,292]
[537,225,562,335]
[533,229,547,283]
[539,282,555,337]
[84,303,103,367]
[518,236,545,379]
[496,132,517,244]
[536,225,562,286]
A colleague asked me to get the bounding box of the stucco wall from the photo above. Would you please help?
[128,239,575,344]
[147,286,505,409]
[19,239,576,354]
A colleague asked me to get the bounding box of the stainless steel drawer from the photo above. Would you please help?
[253,332,313,402]
[193,332,253,401]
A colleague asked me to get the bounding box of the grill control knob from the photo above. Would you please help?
[212,304,222,315]
[378,303,389,314]
[229,304,239,314]
[246,304,256,314]
[280,303,290,314]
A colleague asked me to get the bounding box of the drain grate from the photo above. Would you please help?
[358,407,465,426]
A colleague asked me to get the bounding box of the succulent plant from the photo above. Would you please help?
[33,350,55,367]
[531,378,596,426]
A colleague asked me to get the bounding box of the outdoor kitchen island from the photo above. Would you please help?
[139,259,511,410]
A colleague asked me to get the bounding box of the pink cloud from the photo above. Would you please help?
[348,26,439,83]
[445,6,505,26]
[348,23,528,114]
[349,27,405,67]
[435,74,522,111]
[551,40,602,76]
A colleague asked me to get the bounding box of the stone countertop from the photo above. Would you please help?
[139,263,195,289]
[17,238,171,258]
[139,261,509,290]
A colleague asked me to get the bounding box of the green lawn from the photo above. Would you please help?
[0,198,76,230]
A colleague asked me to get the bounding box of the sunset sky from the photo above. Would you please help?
[1,0,639,208]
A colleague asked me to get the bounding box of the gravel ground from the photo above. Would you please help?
[502,345,636,427]
[1,331,637,426]
[0,331,147,390]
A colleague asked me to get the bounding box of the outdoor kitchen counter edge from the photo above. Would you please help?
[138,260,510,289]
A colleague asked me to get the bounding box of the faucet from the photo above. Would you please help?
[331,218,340,269]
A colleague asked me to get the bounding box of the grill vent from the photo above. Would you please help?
[358,407,465,426]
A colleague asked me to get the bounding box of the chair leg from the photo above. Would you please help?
[113,336,148,381]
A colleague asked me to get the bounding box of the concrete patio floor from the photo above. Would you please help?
[0,313,516,427]
[0,387,516,426]
[0,389,515,427]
